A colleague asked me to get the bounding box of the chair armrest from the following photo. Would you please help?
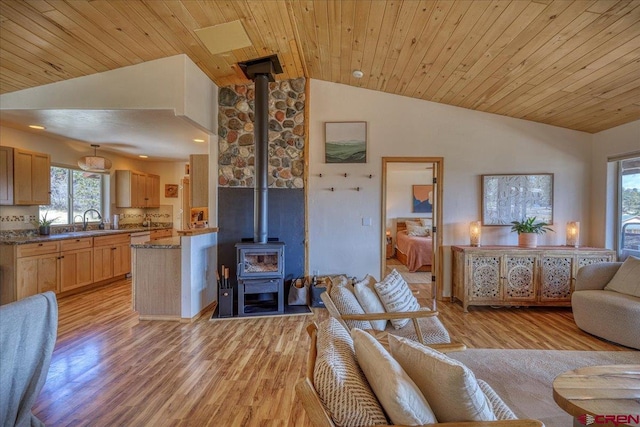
[575,262,622,291]
[341,310,438,321]
[428,342,467,353]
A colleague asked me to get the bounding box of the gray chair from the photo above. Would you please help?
[0,292,58,427]
[572,262,640,350]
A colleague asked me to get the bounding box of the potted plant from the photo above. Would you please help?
[510,217,553,248]
[33,212,58,236]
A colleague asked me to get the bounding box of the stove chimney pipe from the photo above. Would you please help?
[237,55,283,244]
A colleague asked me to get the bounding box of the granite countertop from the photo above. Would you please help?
[0,227,172,245]
[131,236,181,249]
[176,227,218,236]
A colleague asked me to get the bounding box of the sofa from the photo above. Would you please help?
[0,291,58,427]
[572,258,640,350]
[296,319,544,427]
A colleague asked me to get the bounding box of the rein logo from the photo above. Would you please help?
[578,414,640,426]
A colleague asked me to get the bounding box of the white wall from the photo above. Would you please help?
[308,79,593,295]
[386,166,433,240]
[180,232,217,319]
[591,119,640,248]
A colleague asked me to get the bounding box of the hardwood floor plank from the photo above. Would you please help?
[32,277,630,425]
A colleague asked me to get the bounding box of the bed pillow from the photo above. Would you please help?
[419,218,432,228]
[330,284,373,331]
[353,275,387,331]
[314,319,388,426]
[406,223,430,237]
[405,220,421,227]
[604,256,640,297]
[374,269,420,329]
[388,335,497,422]
[352,329,436,425]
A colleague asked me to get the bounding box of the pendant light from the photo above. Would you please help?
[78,144,112,172]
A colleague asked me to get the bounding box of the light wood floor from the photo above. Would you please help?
[34,279,628,426]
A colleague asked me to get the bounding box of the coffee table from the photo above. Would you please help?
[553,364,640,427]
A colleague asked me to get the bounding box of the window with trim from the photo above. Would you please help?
[618,156,640,260]
[39,166,104,225]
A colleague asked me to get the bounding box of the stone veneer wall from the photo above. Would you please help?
[218,77,305,188]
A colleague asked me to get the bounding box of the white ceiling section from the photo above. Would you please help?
[0,55,216,161]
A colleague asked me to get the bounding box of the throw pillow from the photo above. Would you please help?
[388,334,497,422]
[353,275,388,331]
[406,223,430,237]
[314,319,387,427]
[352,329,436,425]
[604,256,640,297]
[419,218,432,229]
[374,269,420,329]
[330,285,373,331]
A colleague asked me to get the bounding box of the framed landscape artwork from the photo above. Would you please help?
[325,121,367,163]
[412,185,433,213]
[482,173,554,225]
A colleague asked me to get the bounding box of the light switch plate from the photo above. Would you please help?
[362,217,372,226]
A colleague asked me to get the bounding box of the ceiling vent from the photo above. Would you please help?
[195,20,252,55]
[78,144,112,172]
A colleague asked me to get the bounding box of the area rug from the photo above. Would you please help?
[209,304,312,321]
[450,349,640,426]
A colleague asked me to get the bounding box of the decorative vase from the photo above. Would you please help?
[518,233,537,248]
[39,226,50,236]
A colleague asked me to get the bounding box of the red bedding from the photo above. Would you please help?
[396,230,433,272]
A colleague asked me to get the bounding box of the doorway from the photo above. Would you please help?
[381,157,443,309]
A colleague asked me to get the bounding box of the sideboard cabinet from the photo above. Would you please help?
[451,246,616,312]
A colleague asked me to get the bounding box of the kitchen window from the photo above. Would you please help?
[40,166,105,225]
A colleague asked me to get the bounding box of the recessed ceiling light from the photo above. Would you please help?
[193,138,205,143]
[139,155,148,159]
[29,125,46,130]
[352,70,364,79]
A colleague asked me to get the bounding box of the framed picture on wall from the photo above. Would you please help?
[482,173,554,225]
[412,185,433,213]
[325,121,367,163]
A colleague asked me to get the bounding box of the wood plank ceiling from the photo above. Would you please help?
[1,0,639,134]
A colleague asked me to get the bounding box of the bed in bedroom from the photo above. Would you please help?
[395,218,433,272]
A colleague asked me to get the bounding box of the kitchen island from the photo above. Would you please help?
[131,228,217,321]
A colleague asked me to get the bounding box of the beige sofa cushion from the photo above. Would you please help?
[353,275,387,331]
[352,329,437,425]
[330,285,373,331]
[388,334,497,422]
[604,256,640,297]
[375,269,420,329]
[314,319,387,427]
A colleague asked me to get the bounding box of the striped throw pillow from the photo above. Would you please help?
[374,269,420,329]
[314,318,387,427]
[330,284,373,331]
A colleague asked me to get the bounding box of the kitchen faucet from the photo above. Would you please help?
[82,209,102,231]
[73,215,84,232]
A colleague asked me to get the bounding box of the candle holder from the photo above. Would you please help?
[566,221,580,247]
[470,221,482,247]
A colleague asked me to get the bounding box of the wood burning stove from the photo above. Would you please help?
[232,54,286,317]
[236,242,285,316]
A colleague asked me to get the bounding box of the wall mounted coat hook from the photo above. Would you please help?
[330,187,334,192]
[368,174,373,179]
[355,187,360,191]
[344,173,348,178]
[319,173,323,178]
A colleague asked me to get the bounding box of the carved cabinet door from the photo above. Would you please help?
[469,255,501,302]
[539,253,573,302]
[503,254,537,302]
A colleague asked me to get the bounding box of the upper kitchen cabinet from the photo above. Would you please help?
[189,154,208,208]
[0,146,51,206]
[115,170,160,208]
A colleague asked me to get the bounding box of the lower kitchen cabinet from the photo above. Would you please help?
[16,253,60,300]
[93,234,131,282]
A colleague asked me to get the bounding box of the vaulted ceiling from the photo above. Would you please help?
[1,0,639,134]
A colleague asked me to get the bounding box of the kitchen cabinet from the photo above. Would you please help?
[15,241,61,300]
[60,238,93,292]
[115,170,160,208]
[451,246,616,312]
[0,146,14,205]
[93,233,131,282]
[189,154,208,208]
[0,147,50,205]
